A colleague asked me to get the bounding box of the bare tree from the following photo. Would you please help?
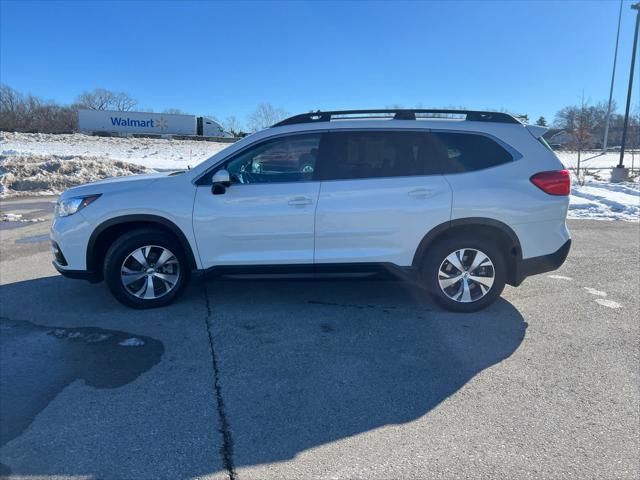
[247,103,288,132]
[563,95,594,185]
[0,84,25,129]
[555,100,613,149]
[75,88,137,111]
[221,115,243,136]
[75,88,113,110]
[0,84,77,132]
[555,106,577,132]
[0,84,21,113]
[163,108,188,115]
[113,92,137,111]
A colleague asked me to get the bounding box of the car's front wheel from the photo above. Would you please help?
[421,236,506,312]
[104,229,189,309]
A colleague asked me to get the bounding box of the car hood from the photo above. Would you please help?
[58,171,180,199]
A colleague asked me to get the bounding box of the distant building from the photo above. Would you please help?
[543,129,574,149]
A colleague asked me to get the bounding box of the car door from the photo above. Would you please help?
[193,133,323,267]
[314,130,452,266]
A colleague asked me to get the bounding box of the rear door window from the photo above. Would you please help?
[426,132,513,173]
[318,131,441,180]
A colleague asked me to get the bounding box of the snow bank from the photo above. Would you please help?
[569,178,639,221]
[0,154,152,196]
[0,131,233,196]
[1,131,230,170]
[555,153,640,220]
[557,150,640,170]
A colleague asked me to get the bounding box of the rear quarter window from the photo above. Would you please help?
[429,132,513,174]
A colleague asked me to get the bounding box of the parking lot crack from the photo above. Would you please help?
[203,282,237,480]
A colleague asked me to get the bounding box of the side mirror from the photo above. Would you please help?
[211,169,230,185]
[211,169,230,195]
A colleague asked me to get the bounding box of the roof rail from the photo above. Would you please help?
[272,109,522,127]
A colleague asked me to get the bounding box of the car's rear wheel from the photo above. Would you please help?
[421,236,506,312]
[104,229,189,308]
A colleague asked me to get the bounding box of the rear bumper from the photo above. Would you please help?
[511,239,571,286]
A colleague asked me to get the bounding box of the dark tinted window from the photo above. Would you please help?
[225,134,320,184]
[427,132,513,173]
[319,131,441,180]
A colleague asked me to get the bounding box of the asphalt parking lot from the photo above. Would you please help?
[0,196,638,480]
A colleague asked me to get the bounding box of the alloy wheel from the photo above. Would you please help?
[120,245,180,300]
[437,248,495,303]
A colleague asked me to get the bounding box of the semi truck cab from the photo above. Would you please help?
[198,116,227,137]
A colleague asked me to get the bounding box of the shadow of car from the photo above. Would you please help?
[206,278,527,471]
[0,274,526,478]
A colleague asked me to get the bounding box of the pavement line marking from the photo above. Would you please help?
[584,287,607,297]
[595,298,622,309]
[548,275,573,280]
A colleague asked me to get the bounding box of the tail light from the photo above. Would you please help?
[530,170,571,196]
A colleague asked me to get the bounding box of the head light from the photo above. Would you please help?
[56,194,101,217]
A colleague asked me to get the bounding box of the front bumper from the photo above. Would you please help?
[511,239,571,286]
[52,260,99,282]
[50,213,99,282]
[50,213,93,271]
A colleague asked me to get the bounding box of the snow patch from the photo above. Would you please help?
[0,212,46,223]
[47,329,112,343]
[118,337,145,347]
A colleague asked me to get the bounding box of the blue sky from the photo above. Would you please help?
[1,0,638,126]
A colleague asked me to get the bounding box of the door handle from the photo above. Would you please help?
[408,188,432,198]
[288,196,313,206]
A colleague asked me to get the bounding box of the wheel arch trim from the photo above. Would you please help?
[412,217,523,279]
[86,214,198,274]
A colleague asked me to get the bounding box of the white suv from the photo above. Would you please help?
[50,109,571,312]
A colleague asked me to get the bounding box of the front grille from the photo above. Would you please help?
[51,241,68,266]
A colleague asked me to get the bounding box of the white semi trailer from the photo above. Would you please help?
[78,109,230,137]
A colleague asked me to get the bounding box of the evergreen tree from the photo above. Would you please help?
[536,116,548,127]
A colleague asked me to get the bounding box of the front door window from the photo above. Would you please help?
[226,134,321,184]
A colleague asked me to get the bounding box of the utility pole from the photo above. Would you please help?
[617,2,640,172]
[603,0,623,153]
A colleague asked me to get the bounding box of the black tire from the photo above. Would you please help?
[420,235,507,313]
[103,228,190,309]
